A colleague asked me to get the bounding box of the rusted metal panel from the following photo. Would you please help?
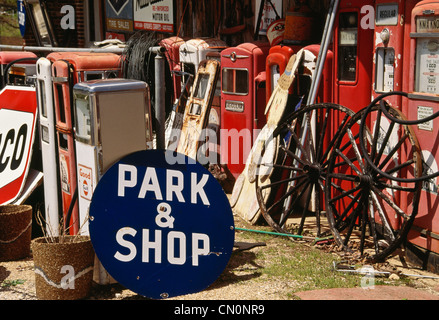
[176,59,220,160]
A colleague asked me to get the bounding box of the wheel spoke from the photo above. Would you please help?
[325,100,422,261]
[256,103,355,236]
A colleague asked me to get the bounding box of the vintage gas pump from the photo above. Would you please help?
[373,0,420,107]
[51,52,121,234]
[333,0,374,113]
[36,57,60,236]
[179,38,227,164]
[73,79,153,234]
[404,0,439,268]
[0,51,37,89]
[266,45,295,102]
[303,44,334,104]
[73,78,153,284]
[220,41,271,178]
[160,36,185,101]
[179,37,227,88]
[370,0,420,231]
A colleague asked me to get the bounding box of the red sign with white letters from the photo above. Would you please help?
[0,86,37,204]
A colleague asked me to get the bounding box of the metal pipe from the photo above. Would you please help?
[333,262,439,279]
[307,0,340,105]
[154,51,166,150]
[0,44,124,53]
[235,227,332,242]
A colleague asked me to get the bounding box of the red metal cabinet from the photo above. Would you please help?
[369,0,420,231]
[373,0,419,107]
[333,0,374,113]
[220,41,270,178]
[50,52,121,234]
[0,51,37,88]
[405,0,439,256]
[160,36,185,101]
[266,45,295,103]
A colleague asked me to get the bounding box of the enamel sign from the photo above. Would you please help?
[0,86,37,204]
[106,0,134,32]
[134,0,174,33]
[89,150,235,299]
[17,0,26,37]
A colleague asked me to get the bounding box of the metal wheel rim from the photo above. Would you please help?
[255,103,355,237]
[325,105,422,261]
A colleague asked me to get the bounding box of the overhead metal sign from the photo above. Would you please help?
[0,85,38,204]
[89,149,235,299]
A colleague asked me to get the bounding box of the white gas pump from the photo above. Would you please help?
[36,57,60,237]
[73,78,153,284]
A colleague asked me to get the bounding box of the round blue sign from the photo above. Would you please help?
[89,150,235,299]
[17,0,26,37]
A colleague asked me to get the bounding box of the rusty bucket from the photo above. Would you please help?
[0,204,32,261]
[31,235,94,300]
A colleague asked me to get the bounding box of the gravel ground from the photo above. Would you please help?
[2,214,439,301]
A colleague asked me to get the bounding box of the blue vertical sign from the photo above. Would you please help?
[17,0,26,37]
[89,150,235,299]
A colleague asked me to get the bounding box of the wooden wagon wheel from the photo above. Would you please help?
[255,103,355,237]
[325,105,423,261]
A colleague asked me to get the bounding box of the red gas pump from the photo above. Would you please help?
[160,36,185,101]
[373,0,420,107]
[266,45,295,103]
[369,0,421,231]
[0,51,37,89]
[51,53,121,234]
[404,0,439,269]
[220,41,271,178]
[303,44,334,104]
[333,0,375,113]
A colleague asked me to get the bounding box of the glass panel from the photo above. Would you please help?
[74,95,92,144]
[221,68,248,94]
[85,71,105,81]
[193,73,210,99]
[37,79,47,118]
[55,84,66,124]
[415,38,439,94]
[182,63,195,85]
[338,12,358,82]
[375,48,395,92]
[189,103,202,115]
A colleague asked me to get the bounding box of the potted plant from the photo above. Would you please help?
[31,198,95,300]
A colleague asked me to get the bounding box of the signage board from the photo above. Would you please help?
[134,0,175,33]
[89,149,235,299]
[0,86,37,204]
[255,0,282,35]
[17,0,26,37]
[106,0,134,33]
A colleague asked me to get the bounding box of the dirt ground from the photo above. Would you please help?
[2,213,439,301]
